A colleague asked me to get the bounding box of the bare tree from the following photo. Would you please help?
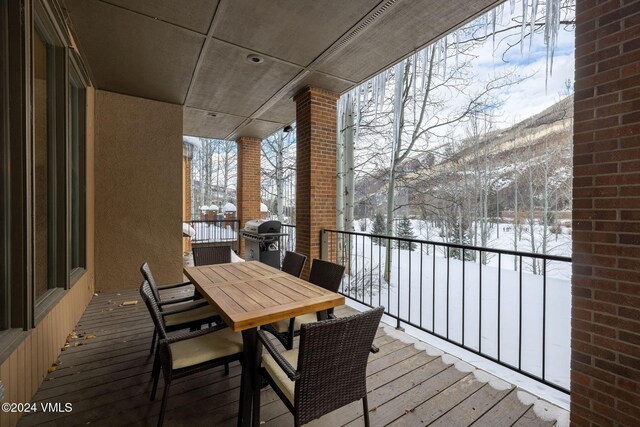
[262,127,296,222]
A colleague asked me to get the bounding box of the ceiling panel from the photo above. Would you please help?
[63,0,204,104]
[257,71,352,123]
[212,0,381,66]
[316,0,499,83]
[230,119,285,140]
[183,108,246,139]
[186,39,303,117]
[101,0,219,34]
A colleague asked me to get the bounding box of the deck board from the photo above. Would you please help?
[18,288,566,427]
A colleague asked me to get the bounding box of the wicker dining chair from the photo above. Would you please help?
[264,259,345,349]
[140,262,220,355]
[140,281,243,427]
[192,245,232,266]
[258,306,384,427]
[281,251,307,278]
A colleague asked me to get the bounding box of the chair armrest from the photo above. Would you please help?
[328,313,378,353]
[160,301,211,316]
[157,281,193,290]
[159,298,208,312]
[165,323,228,344]
[257,330,299,381]
[158,295,199,306]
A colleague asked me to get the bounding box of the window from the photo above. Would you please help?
[1,0,88,335]
[33,23,67,301]
[1,0,8,331]
[33,27,54,300]
[69,60,87,278]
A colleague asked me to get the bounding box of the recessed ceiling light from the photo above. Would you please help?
[246,54,264,64]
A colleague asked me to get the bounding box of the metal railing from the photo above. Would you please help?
[321,228,571,394]
[187,219,240,250]
[279,224,296,261]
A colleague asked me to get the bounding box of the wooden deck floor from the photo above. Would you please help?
[18,288,566,427]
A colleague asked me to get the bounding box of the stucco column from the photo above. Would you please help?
[183,143,193,253]
[236,136,262,257]
[294,86,339,279]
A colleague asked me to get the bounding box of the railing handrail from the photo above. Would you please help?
[322,228,571,263]
[188,219,239,224]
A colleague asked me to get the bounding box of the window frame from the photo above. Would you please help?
[0,0,10,332]
[68,50,88,286]
[1,0,90,343]
[32,1,69,310]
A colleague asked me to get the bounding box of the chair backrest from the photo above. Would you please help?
[140,262,162,304]
[139,280,168,340]
[192,245,231,266]
[308,259,345,293]
[295,306,384,425]
[281,251,307,278]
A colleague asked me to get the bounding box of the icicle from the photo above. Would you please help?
[484,12,489,40]
[454,31,459,71]
[421,46,428,91]
[355,89,360,139]
[509,0,515,14]
[542,0,561,91]
[391,60,405,165]
[530,0,538,52]
[411,51,418,104]
[443,36,448,77]
[491,9,497,52]
[521,0,528,55]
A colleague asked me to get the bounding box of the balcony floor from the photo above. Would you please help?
[19,288,566,427]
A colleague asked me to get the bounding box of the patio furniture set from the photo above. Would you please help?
[139,247,383,427]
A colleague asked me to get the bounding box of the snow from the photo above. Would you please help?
[337,220,571,406]
[191,222,237,243]
[222,202,236,212]
[182,223,195,238]
[260,202,268,212]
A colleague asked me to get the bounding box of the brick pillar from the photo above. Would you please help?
[294,87,339,279]
[571,1,640,425]
[236,136,262,257]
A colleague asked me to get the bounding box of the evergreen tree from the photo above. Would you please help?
[395,216,417,251]
[371,212,387,246]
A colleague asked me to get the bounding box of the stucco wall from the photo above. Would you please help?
[94,90,183,291]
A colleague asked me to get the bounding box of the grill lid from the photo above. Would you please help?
[244,219,281,234]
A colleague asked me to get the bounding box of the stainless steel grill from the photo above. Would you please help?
[240,220,285,268]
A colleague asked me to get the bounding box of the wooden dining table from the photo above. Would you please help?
[183,260,345,427]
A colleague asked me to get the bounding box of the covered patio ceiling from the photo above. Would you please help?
[61,0,502,140]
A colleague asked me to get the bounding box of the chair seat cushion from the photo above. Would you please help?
[164,304,218,327]
[171,327,243,370]
[271,313,319,333]
[262,348,298,404]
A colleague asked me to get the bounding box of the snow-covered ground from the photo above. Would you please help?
[336,219,571,405]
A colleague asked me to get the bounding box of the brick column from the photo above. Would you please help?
[236,136,262,257]
[294,87,339,279]
[571,1,640,425]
